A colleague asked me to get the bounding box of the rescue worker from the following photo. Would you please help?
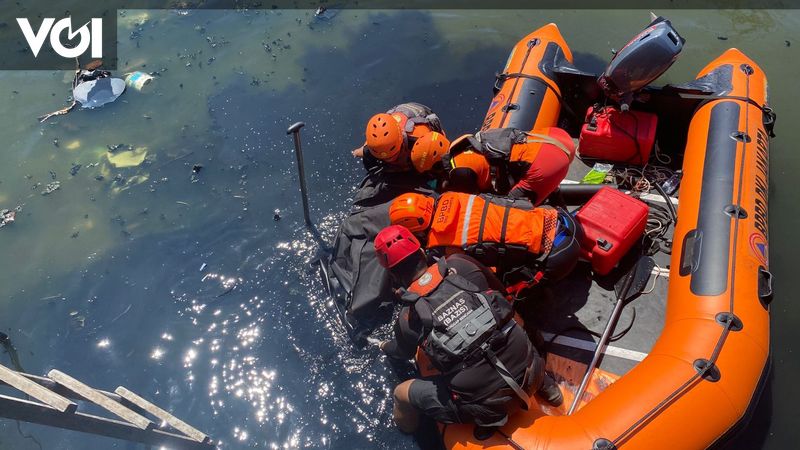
[445,127,575,205]
[352,103,448,174]
[373,225,563,435]
[387,191,581,288]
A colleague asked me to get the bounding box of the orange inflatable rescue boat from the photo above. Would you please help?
[431,23,773,450]
[481,23,570,133]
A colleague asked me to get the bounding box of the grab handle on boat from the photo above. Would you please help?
[679,230,702,276]
[758,266,773,306]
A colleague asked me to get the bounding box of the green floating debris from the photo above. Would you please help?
[107,147,148,168]
[582,163,614,185]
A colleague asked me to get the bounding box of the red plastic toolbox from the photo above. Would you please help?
[575,187,649,275]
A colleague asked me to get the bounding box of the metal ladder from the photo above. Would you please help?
[0,363,214,449]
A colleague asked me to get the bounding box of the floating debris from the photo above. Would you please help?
[786,40,791,47]
[107,143,133,153]
[717,36,728,41]
[125,71,154,91]
[41,181,61,195]
[110,304,132,323]
[191,164,203,183]
[107,147,148,168]
[314,6,339,21]
[74,77,126,109]
[70,313,86,329]
[0,209,15,229]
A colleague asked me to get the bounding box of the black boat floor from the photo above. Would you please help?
[523,155,676,377]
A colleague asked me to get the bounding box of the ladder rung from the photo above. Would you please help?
[0,365,76,413]
[115,387,210,443]
[47,370,153,430]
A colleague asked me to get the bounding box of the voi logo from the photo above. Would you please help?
[16,17,102,59]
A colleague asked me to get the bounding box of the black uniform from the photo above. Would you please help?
[383,254,543,427]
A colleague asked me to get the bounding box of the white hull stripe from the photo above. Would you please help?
[541,331,649,362]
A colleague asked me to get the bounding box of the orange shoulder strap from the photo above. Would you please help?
[407,262,445,296]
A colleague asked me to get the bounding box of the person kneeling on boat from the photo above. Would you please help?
[373,225,563,434]
[388,191,581,288]
[445,127,575,205]
[353,103,448,175]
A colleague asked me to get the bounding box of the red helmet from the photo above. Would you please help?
[374,225,421,268]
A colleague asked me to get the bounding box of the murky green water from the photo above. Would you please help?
[0,9,797,449]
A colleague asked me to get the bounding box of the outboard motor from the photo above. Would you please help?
[598,16,685,107]
[578,16,684,166]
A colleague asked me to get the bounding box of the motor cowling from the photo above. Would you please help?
[598,16,685,104]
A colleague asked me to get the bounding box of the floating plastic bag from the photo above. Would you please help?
[74,78,126,108]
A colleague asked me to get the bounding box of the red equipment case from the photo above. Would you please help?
[578,106,658,166]
[575,187,649,275]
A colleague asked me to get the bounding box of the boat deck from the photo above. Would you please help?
[520,156,677,377]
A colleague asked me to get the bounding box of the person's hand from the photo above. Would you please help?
[366,336,387,352]
[352,146,365,158]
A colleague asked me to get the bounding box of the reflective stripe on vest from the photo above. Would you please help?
[460,195,477,247]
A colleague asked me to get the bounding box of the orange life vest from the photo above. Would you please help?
[426,192,558,266]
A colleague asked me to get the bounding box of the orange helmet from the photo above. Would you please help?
[365,113,404,161]
[389,193,435,234]
[410,132,449,173]
[450,150,491,190]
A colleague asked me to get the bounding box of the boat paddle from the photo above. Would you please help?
[567,255,656,415]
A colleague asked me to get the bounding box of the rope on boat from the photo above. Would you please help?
[610,64,756,448]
